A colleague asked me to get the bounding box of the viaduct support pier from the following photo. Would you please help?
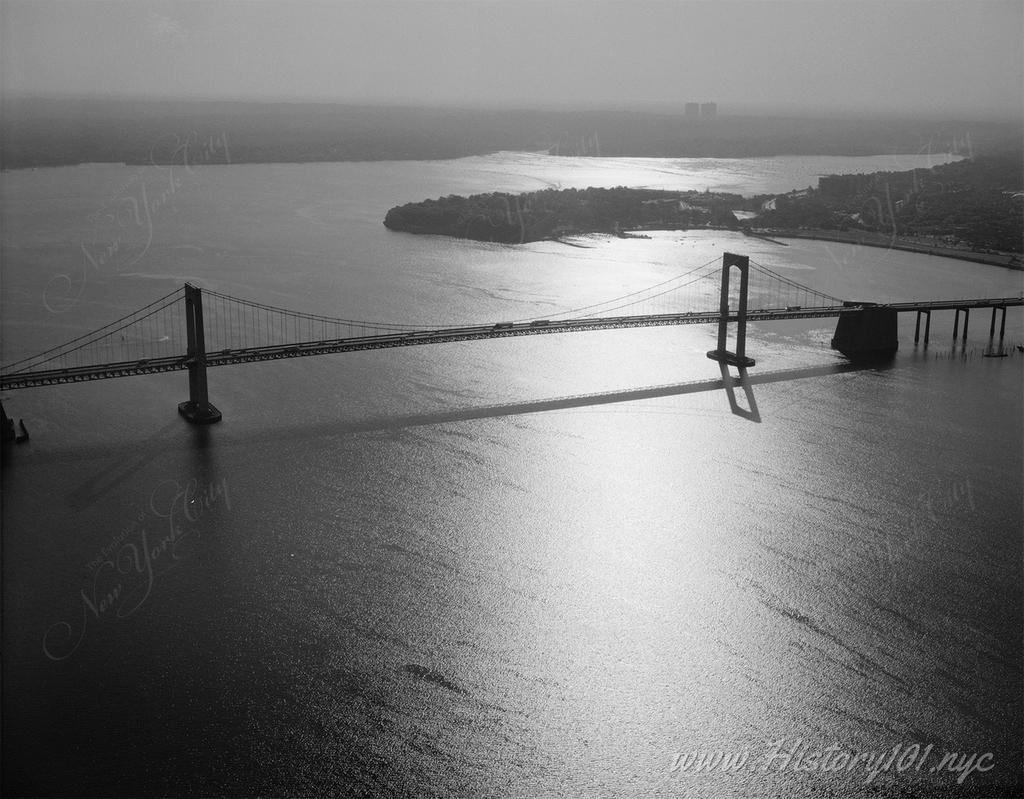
[984,306,1009,357]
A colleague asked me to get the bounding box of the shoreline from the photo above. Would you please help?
[746,228,1023,271]
[1,149,963,174]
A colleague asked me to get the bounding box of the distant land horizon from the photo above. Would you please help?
[3,96,1021,171]
[5,93,1024,123]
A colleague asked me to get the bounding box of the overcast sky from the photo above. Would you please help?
[2,0,1021,117]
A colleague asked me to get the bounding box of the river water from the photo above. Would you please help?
[2,151,1022,798]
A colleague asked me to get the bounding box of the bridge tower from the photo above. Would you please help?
[178,284,222,424]
[706,252,756,367]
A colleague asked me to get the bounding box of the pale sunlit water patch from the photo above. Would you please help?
[439,151,963,196]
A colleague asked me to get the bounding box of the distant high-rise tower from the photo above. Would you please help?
[700,102,718,117]
[684,102,700,117]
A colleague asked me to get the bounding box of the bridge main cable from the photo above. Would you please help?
[748,258,846,306]
[0,286,186,375]
[202,256,726,335]
[201,288,430,332]
[513,255,723,322]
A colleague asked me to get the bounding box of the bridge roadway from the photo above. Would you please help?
[2,297,1022,391]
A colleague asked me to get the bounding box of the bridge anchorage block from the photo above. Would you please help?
[177,401,222,425]
[830,304,898,362]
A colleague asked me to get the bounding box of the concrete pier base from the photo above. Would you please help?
[177,401,223,425]
[706,349,756,367]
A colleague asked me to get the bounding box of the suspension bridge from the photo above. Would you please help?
[1,253,1020,426]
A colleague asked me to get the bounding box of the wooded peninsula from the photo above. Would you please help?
[384,154,1023,262]
[383,187,745,243]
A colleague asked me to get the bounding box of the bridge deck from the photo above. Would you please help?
[2,298,1021,390]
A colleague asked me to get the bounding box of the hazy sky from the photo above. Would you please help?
[2,0,1021,117]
